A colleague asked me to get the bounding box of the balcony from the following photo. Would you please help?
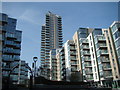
[101,59,110,63]
[14,39,21,43]
[2,65,11,70]
[58,30,62,32]
[70,52,76,56]
[71,62,78,65]
[104,75,113,79]
[58,34,62,37]
[99,51,109,56]
[97,37,106,42]
[71,68,78,71]
[71,57,77,61]
[70,47,76,51]
[5,41,16,47]
[103,67,112,71]
[82,40,89,45]
[86,77,94,81]
[84,59,91,62]
[0,26,7,31]
[82,45,89,50]
[86,71,93,75]
[84,64,92,68]
[6,34,16,39]
[3,49,14,54]
[98,45,107,49]
[14,57,20,60]
[14,44,21,49]
[83,52,90,56]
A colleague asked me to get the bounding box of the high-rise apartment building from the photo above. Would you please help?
[40,12,63,79]
[106,21,120,87]
[40,12,119,87]
[1,13,22,84]
[73,28,94,81]
[64,40,81,82]
[72,26,120,87]
[0,13,28,86]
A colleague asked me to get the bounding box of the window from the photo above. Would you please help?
[113,30,120,40]
[95,73,97,79]
[111,24,117,33]
[115,38,120,48]
[94,66,96,72]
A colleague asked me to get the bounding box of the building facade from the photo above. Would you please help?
[63,40,81,82]
[19,60,28,85]
[73,28,94,81]
[49,49,61,81]
[0,13,28,86]
[72,26,120,87]
[52,23,120,87]
[40,12,63,79]
[107,21,120,87]
[40,14,120,87]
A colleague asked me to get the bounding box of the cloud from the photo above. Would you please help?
[18,9,40,26]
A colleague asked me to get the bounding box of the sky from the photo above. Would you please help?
[2,2,118,68]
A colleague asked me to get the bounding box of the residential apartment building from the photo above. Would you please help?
[106,21,120,87]
[73,27,93,81]
[94,31,113,86]
[40,12,63,79]
[0,13,28,86]
[59,47,66,81]
[51,22,119,87]
[49,49,61,81]
[80,38,94,83]
[86,33,100,84]
[40,14,120,87]
[64,40,81,82]
[72,26,120,87]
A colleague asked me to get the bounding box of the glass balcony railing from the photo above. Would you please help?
[87,77,94,80]
[82,39,89,44]
[85,70,93,74]
[96,44,107,49]
[83,52,90,55]
[70,47,76,50]
[85,64,92,67]
[6,33,15,39]
[82,45,89,49]
[2,65,10,69]
[70,52,76,55]
[71,57,77,60]
[5,41,15,46]
[99,50,108,55]
[101,59,110,62]
[83,57,91,61]
[71,62,78,65]
[96,36,106,43]
[71,68,78,71]
[2,57,14,61]
[103,65,111,69]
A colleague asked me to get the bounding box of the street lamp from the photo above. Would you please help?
[33,57,38,85]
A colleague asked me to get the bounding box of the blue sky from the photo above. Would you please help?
[2,2,118,68]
